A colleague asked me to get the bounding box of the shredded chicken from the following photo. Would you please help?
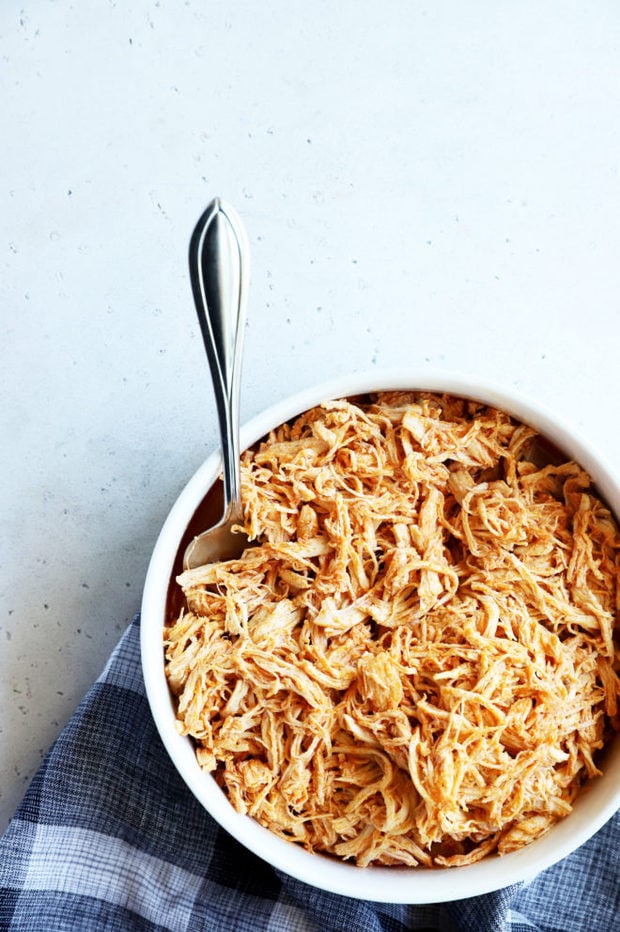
[165,392,620,867]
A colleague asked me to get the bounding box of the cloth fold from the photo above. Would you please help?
[0,615,618,931]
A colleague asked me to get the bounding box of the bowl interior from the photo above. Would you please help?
[141,369,620,903]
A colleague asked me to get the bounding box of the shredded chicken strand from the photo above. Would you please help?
[165,392,620,867]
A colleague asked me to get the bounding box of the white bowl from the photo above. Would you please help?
[141,368,620,903]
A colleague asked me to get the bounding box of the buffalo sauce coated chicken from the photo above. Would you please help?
[165,393,620,867]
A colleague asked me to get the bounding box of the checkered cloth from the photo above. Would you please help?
[1,615,618,931]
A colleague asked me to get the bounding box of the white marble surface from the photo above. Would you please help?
[2,1,620,832]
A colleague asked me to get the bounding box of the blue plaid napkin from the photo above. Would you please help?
[1,614,618,931]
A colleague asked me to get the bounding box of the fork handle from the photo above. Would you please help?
[189,198,250,517]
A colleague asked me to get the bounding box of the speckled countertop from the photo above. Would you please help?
[2,1,620,832]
